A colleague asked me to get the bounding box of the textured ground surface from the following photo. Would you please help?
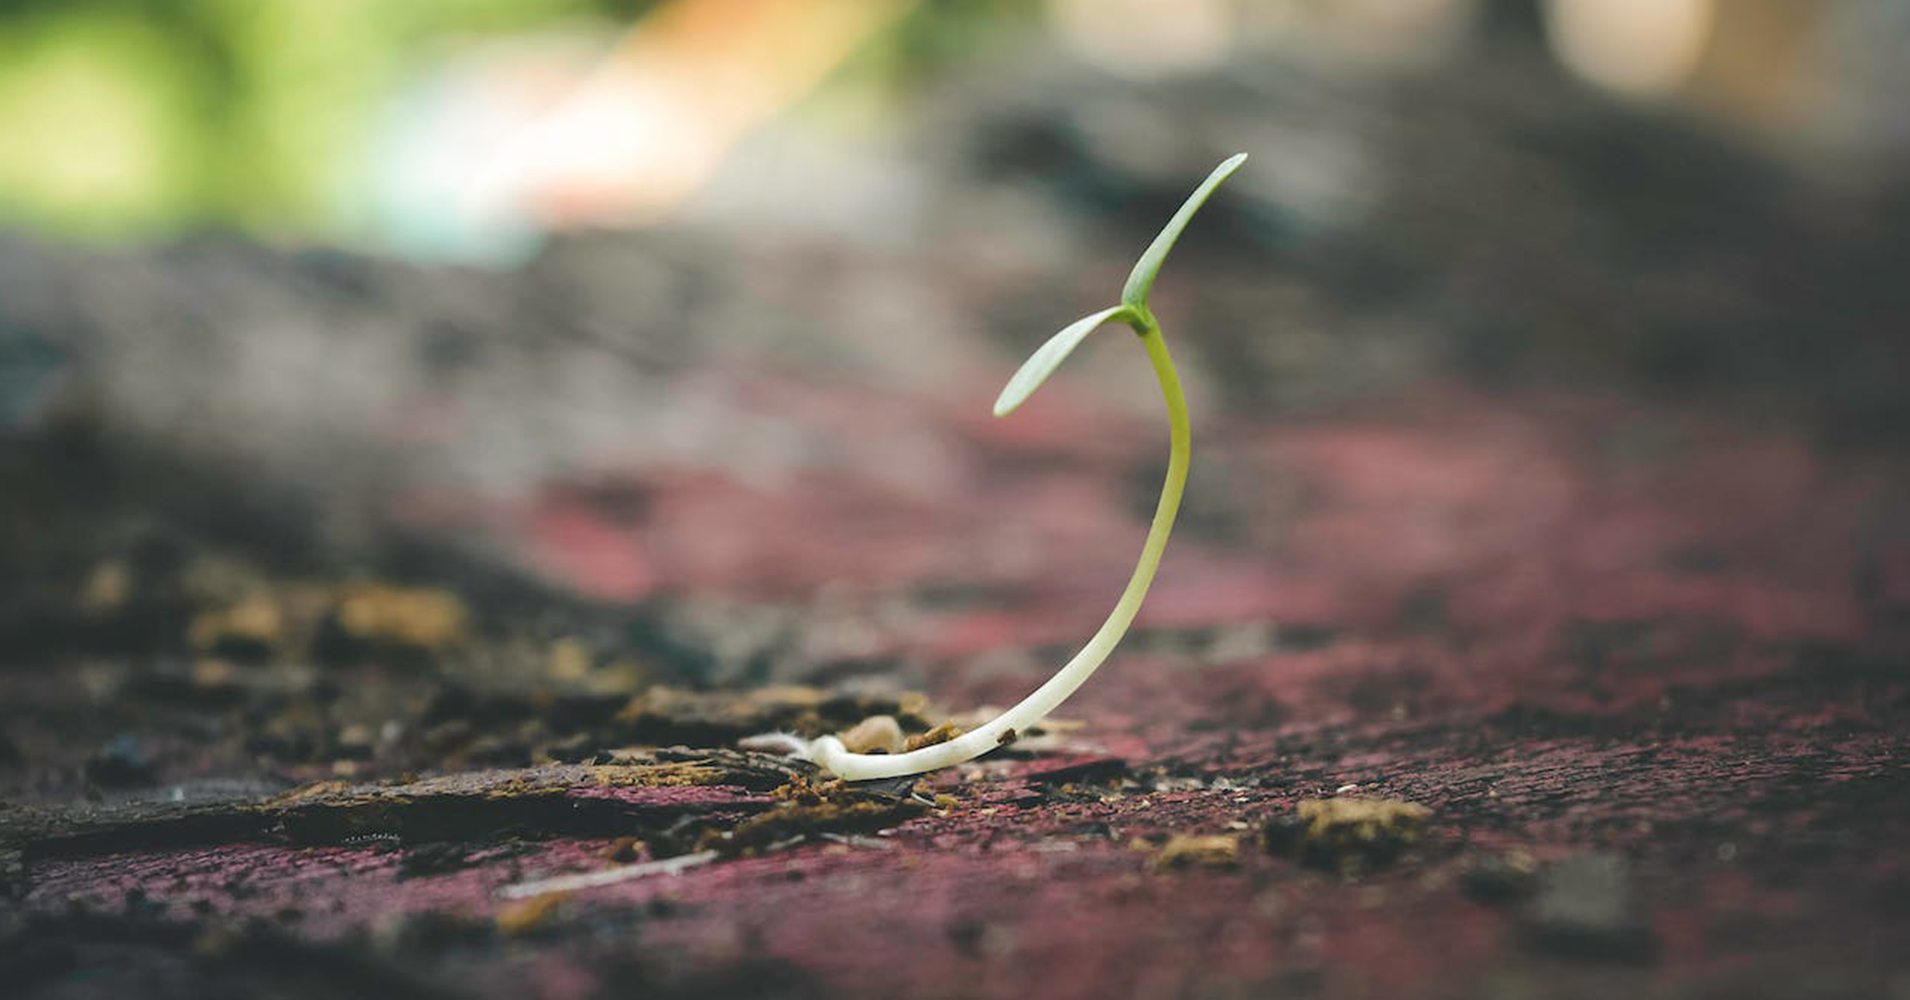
[5,376,1909,1000]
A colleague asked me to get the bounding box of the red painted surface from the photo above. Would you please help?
[7,385,1909,999]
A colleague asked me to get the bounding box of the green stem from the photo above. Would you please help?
[810,312,1190,780]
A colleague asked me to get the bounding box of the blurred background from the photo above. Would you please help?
[1,0,1908,249]
[3,0,1910,791]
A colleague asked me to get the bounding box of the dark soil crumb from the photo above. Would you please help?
[615,687,935,750]
[1459,851,1540,906]
[771,774,846,804]
[83,733,156,789]
[701,776,924,857]
[397,842,476,880]
[1262,797,1430,874]
[1020,756,1128,786]
[996,728,1017,747]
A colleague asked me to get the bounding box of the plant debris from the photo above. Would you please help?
[330,585,467,654]
[698,775,926,858]
[1150,834,1240,872]
[1261,797,1430,874]
[902,722,963,752]
[616,687,936,748]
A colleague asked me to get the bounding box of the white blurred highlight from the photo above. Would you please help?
[373,0,913,260]
[1544,0,1715,99]
[1049,0,1233,77]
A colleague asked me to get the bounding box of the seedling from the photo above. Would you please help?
[748,153,1248,781]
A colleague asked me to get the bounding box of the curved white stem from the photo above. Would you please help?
[805,314,1189,780]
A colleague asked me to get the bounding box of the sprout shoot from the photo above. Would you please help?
[748,153,1247,781]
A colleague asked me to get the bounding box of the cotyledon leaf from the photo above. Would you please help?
[1120,152,1248,310]
[992,304,1132,417]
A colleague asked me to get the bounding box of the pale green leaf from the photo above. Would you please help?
[1120,152,1248,309]
[992,305,1132,417]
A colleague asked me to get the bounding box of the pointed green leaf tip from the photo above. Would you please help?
[993,305,1130,417]
[1120,152,1248,309]
[992,153,1247,419]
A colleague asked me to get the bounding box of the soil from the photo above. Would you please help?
[6,373,1906,1000]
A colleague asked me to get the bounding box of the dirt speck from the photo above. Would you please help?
[702,776,923,857]
[1262,797,1430,874]
[188,596,286,659]
[1150,834,1240,872]
[903,722,963,752]
[587,762,724,787]
[603,836,643,862]
[332,585,466,652]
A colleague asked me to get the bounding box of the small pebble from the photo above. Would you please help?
[840,715,905,754]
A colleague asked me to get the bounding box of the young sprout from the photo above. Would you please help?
[748,153,1248,781]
